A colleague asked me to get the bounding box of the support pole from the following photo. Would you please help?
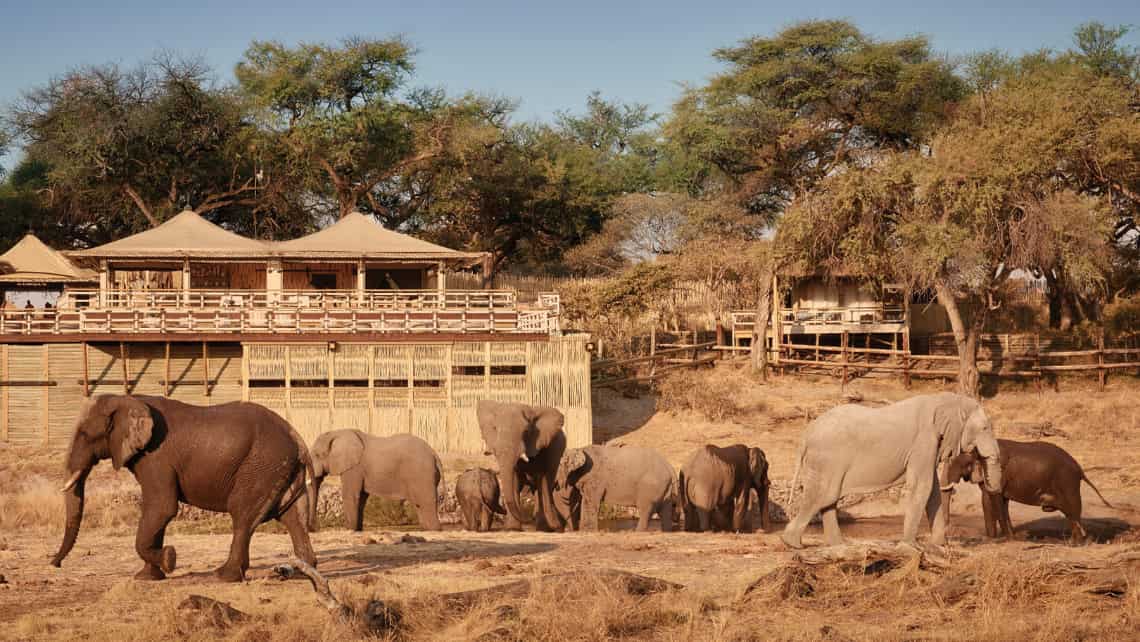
[164,342,171,396]
[841,331,849,389]
[81,341,90,397]
[202,341,210,398]
[119,342,129,394]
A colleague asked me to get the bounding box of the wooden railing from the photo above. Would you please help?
[730,305,905,335]
[591,340,719,388]
[0,289,561,336]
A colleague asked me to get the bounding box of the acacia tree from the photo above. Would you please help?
[236,37,470,221]
[11,58,268,235]
[666,20,963,375]
[779,97,1114,396]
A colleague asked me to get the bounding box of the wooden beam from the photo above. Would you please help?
[2,345,8,441]
[164,342,171,396]
[0,332,553,344]
[119,342,129,394]
[81,341,89,397]
[202,341,210,398]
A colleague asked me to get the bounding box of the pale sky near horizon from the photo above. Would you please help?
[2,0,1139,168]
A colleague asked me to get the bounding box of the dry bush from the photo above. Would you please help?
[655,366,765,422]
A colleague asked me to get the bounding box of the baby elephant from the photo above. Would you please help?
[455,468,506,531]
[680,444,771,533]
[556,445,676,532]
[942,439,1111,541]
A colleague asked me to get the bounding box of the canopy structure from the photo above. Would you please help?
[273,211,485,267]
[69,210,273,260]
[0,235,97,284]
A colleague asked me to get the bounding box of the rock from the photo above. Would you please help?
[380,533,426,544]
[177,595,247,629]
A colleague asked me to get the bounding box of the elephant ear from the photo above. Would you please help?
[556,448,588,487]
[933,395,975,462]
[528,405,565,450]
[326,431,366,475]
[107,396,154,470]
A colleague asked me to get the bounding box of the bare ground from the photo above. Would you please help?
[2,368,1139,640]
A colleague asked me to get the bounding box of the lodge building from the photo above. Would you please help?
[0,211,591,452]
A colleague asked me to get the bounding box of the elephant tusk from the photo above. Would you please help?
[518,453,530,463]
[940,484,956,493]
[61,470,83,493]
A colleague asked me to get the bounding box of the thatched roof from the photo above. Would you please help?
[0,235,97,284]
[273,212,484,265]
[70,210,273,260]
[69,210,484,266]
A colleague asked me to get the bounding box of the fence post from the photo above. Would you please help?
[841,331,849,388]
[1098,329,1106,392]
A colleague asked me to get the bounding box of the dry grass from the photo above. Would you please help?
[3,370,1140,641]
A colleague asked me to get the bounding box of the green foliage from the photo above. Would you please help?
[1103,298,1140,337]
[665,19,963,215]
[1071,22,1140,79]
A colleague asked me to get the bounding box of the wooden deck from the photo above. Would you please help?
[0,288,560,338]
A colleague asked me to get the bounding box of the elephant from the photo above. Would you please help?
[941,438,1111,541]
[309,430,442,531]
[555,445,676,532]
[679,444,771,533]
[781,392,1003,549]
[519,467,581,530]
[476,400,566,531]
[455,468,506,531]
[51,395,316,582]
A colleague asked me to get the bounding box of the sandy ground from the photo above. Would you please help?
[2,368,1139,640]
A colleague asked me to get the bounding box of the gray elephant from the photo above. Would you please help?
[476,400,566,532]
[455,468,506,531]
[680,444,771,533]
[555,445,676,532]
[781,392,1003,549]
[309,430,442,531]
[942,438,1112,541]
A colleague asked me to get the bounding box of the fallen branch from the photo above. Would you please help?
[791,540,953,571]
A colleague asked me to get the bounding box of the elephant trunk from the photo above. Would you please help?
[51,468,90,567]
[308,474,324,532]
[500,462,528,525]
[974,434,1003,494]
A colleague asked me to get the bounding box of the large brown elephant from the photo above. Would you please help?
[309,430,442,531]
[476,400,566,531]
[556,445,677,532]
[680,444,771,533]
[51,395,316,582]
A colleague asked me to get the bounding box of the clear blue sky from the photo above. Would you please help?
[2,0,1138,164]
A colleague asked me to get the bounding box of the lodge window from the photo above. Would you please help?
[452,365,485,376]
[490,365,526,375]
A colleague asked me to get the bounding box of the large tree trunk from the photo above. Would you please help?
[935,282,981,398]
[750,264,776,380]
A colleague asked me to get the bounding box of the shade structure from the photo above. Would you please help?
[69,210,273,260]
[0,234,97,283]
[273,211,485,266]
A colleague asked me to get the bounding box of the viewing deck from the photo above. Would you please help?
[730,303,906,342]
[0,289,560,339]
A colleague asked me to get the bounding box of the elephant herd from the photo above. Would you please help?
[48,393,1112,583]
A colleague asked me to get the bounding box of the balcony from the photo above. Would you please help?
[730,303,905,339]
[0,288,560,338]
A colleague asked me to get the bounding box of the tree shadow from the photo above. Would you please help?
[1017,516,1131,544]
[591,388,658,443]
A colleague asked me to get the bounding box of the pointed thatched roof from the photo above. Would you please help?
[0,235,97,283]
[70,210,273,259]
[273,212,484,265]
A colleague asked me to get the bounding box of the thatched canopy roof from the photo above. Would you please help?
[70,210,272,260]
[273,212,484,266]
[0,235,97,284]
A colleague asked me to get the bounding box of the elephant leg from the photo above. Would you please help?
[821,507,843,546]
[901,455,936,546]
[580,489,601,531]
[479,507,493,532]
[732,489,752,533]
[635,498,653,532]
[683,502,700,532]
[697,507,711,532]
[278,496,317,568]
[216,512,257,582]
[781,473,839,549]
[925,472,948,546]
[658,499,674,533]
[341,473,366,531]
[999,497,1015,539]
[413,486,441,531]
[980,489,998,538]
[134,487,179,581]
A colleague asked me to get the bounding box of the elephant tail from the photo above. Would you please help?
[1082,473,1113,508]
[788,439,807,506]
[434,453,445,504]
[677,470,689,512]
